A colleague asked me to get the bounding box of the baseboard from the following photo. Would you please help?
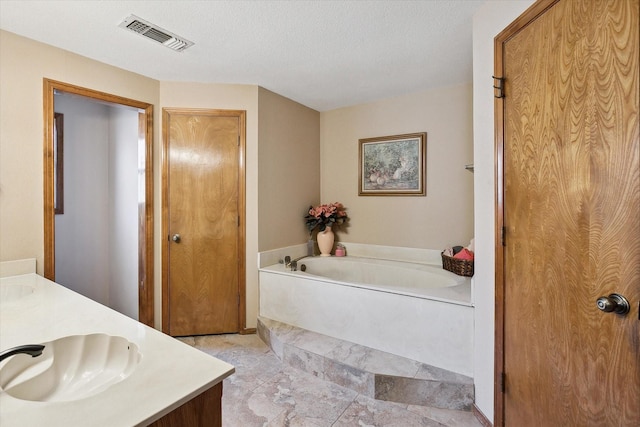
[473,404,492,427]
[240,327,256,335]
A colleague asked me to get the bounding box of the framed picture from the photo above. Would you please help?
[359,132,426,196]
[54,112,64,214]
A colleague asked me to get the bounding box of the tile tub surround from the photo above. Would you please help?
[0,272,234,426]
[258,317,474,411]
[258,255,474,376]
[258,242,447,268]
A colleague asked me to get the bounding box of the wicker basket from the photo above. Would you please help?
[441,253,474,277]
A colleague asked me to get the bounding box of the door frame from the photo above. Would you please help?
[161,108,247,335]
[43,78,155,327]
[493,0,558,425]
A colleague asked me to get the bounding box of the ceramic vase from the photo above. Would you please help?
[316,226,334,256]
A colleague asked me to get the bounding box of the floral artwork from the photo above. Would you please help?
[359,133,426,196]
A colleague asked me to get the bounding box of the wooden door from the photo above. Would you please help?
[162,109,245,336]
[496,0,639,425]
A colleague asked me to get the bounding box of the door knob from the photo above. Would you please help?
[172,234,181,243]
[596,293,630,315]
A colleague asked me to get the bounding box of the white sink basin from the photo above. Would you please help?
[0,334,141,402]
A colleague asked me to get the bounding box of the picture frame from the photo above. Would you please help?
[358,132,426,196]
[54,112,64,214]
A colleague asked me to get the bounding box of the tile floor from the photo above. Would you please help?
[257,317,474,412]
[178,334,483,427]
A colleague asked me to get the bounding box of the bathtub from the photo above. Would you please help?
[259,255,473,376]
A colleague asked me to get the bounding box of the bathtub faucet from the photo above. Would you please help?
[0,344,45,362]
[281,255,311,271]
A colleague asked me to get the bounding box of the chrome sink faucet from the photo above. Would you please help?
[0,344,45,362]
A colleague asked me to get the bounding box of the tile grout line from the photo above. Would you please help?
[329,391,362,426]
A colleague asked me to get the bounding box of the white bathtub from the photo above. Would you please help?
[259,255,473,376]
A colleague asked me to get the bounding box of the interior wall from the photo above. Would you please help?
[159,81,260,329]
[108,105,139,320]
[54,95,110,304]
[0,30,287,331]
[53,96,140,319]
[320,83,474,250]
[472,0,536,421]
[0,30,160,304]
[257,87,320,251]
[1,8,547,377]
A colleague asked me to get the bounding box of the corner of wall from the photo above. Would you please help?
[471,0,536,422]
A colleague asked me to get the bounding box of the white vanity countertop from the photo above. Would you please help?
[0,273,235,427]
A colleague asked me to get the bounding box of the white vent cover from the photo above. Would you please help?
[118,15,194,52]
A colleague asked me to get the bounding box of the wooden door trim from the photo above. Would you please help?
[43,78,155,327]
[493,1,558,425]
[161,108,247,335]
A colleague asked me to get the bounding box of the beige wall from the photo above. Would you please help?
[0,31,264,330]
[472,1,535,420]
[257,87,320,251]
[159,81,260,329]
[0,30,312,332]
[0,30,159,275]
[1,28,475,336]
[320,83,474,250]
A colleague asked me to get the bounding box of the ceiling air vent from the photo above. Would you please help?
[118,15,194,52]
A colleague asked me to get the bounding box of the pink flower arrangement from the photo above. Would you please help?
[305,202,349,233]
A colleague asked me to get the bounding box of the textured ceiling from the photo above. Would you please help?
[0,0,485,111]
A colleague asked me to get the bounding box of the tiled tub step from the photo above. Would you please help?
[257,316,474,411]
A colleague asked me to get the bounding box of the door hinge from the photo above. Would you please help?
[238,135,240,146]
[237,215,240,227]
[237,294,240,307]
[501,372,506,393]
[501,226,506,246]
[493,75,505,98]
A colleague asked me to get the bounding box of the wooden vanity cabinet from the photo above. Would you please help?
[148,382,223,427]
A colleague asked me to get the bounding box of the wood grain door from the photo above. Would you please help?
[496,0,639,425]
[162,109,245,336]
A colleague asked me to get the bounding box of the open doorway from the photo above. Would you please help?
[43,79,154,327]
